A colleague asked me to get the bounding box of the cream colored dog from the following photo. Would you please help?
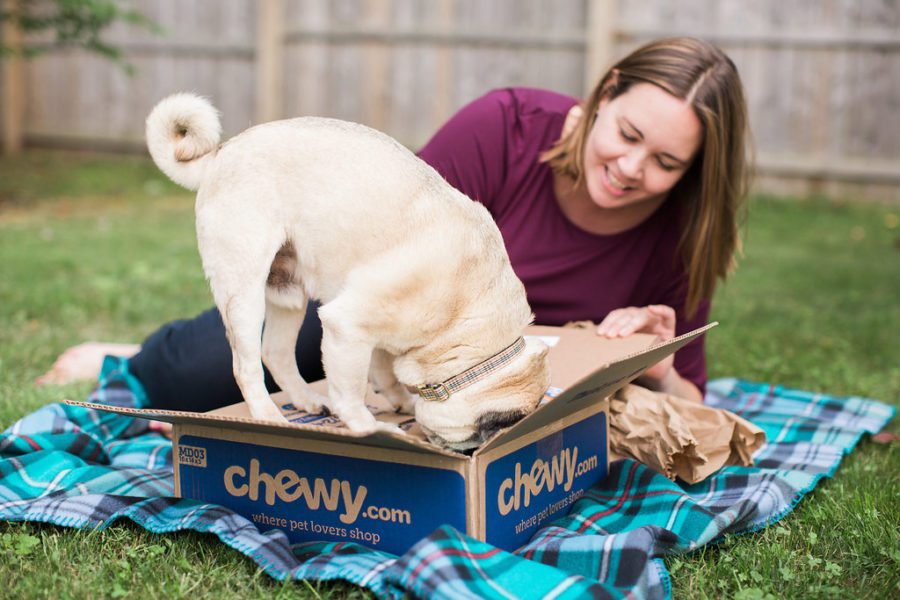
[145,93,550,450]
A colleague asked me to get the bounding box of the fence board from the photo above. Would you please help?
[5,0,898,200]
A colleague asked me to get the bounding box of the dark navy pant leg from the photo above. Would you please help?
[129,301,324,412]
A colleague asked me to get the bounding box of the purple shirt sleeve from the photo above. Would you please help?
[417,90,511,211]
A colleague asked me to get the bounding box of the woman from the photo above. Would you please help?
[41,37,749,409]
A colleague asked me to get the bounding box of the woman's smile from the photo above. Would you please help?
[601,165,634,197]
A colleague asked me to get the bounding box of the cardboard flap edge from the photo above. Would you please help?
[63,400,464,459]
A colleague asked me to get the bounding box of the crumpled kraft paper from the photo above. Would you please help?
[609,384,766,484]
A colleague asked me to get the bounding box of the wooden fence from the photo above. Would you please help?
[2,0,898,200]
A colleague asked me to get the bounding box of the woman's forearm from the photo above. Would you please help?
[637,367,703,403]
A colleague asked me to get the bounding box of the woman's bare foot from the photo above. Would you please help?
[36,342,141,385]
[148,420,174,439]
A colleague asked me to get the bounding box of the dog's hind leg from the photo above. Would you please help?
[218,285,287,422]
[197,185,290,422]
[262,299,330,415]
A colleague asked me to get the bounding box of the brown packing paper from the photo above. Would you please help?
[560,321,765,483]
[609,384,766,484]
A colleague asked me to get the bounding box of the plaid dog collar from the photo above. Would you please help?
[416,337,527,402]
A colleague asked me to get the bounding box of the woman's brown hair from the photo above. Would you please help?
[541,37,751,318]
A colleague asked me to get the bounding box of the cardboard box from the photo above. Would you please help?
[70,323,713,554]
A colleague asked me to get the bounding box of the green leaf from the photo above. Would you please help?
[1,0,161,72]
[735,588,774,600]
[13,533,41,556]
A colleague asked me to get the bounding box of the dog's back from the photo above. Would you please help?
[198,116,528,339]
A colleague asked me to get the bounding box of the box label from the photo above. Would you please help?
[177,445,207,467]
[177,435,466,554]
[484,412,607,550]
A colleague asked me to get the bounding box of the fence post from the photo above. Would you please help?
[1,0,25,154]
[256,0,285,123]
[583,0,617,95]
[431,0,455,132]
[363,0,390,130]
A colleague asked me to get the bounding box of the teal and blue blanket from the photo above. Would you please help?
[0,357,893,599]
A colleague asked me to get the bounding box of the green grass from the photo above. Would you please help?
[674,197,900,599]
[1,150,898,599]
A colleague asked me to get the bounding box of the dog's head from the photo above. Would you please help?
[415,337,551,452]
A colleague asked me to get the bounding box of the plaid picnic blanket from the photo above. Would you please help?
[0,357,894,599]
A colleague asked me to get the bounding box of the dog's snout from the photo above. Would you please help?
[476,409,527,442]
[421,425,481,452]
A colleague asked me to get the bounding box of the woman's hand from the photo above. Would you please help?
[562,105,584,137]
[596,304,676,339]
[596,305,702,402]
[596,304,676,383]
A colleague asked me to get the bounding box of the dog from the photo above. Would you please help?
[145,93,550,451]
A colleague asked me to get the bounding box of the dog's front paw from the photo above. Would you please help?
[248,400,288,423]
[337,406,379,434]
[374,422,405,436]
[343,416,404,437]
[383,386,417,415]
[293,390,330,415]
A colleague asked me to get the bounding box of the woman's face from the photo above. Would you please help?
[583,82,703,211]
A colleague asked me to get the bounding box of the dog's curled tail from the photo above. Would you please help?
[145,93,222,191]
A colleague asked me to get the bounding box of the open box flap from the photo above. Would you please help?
[524,325,659,389]
[63,400,465,459]
[474,322,718,455]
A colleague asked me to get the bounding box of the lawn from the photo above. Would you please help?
[0,150,897,599]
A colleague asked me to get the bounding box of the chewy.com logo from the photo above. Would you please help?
[497,447,598,516]
[223,459,411,526]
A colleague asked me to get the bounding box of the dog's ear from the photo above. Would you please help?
[476,409,527,442]
[470,338,551,440]
[488,337,551,402]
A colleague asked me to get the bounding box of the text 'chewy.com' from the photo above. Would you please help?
[223,458,412,526]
